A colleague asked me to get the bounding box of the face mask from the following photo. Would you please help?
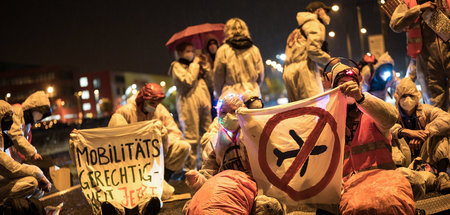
[220,113,240,132]
[320,13,330,25]
[1,114,13,131]
[32,111,43,122]
[183,53,194,61]
[400,97,417,112]
[346,96,356,105]
[144,105,156,113]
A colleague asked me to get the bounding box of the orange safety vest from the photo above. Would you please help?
[404,0,422,58]
[343,114,396,179]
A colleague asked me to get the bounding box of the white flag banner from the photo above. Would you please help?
[69,120,165,214]
[237,88,346,206]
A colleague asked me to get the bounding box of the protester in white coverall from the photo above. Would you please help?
[390,77,450,193]
[360,52,400,101]
[185,94,284,215]
[390,0,450,111]
[213,18,264,99]
[169,42,212,170]
[0,100,51,205]
[108,83,190,200]
[283,1,333,102]
[6,91,51,163]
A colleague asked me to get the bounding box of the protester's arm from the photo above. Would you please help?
[158,105,183,148]
[422,104,450,136]
[213,47,226,99]
[108,113,128,127]
[172,61,200,89]
[390,122,404,139]
[0,149,44,180]
[358,93,398,135]
[302,20,331,65]
[200,118,219,150]
[6,110,37,159]
[199,147,219,179]
[390,3,421,33]
[254,47,264,86]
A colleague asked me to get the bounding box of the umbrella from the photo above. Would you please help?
[166,23,225,52]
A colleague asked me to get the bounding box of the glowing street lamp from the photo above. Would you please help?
[47,86,54,94]
[331,5,340,12]
[360,28,367,34]
[328,31,336,38]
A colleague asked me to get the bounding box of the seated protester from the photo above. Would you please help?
[330,63,398,179]
[185,94,283,214]
[360,52,400,101]
[6,91,50,162]
[199,90,264,159]
[0,100,51,205]
[108,83,191,198]
[391,77,450,193]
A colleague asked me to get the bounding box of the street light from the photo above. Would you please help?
[47,86,54,94]
[160,81,166,87]
[331,5,339,12]
[328,31,336,38]
[360,28,367,34]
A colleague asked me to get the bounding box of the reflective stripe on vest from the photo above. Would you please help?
[404,0,423,58]
[343,114,396,178]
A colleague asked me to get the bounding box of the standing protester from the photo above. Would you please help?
[169,42,212,169]
[283,1,333,102]
[108,83,191,199]
[0,100,51,205]
[360,52,400,101]
[213,18,264,100]
[204,38,220,119]
[391,77,450,193]
[390,0,450,111]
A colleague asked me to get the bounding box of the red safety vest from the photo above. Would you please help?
[404,0,423,58]
[343,113,396,179]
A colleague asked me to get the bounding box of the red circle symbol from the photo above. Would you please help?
[258,106,341,201]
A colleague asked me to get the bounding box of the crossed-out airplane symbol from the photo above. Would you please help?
[273,129,327,177]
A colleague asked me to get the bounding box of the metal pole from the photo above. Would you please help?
[346,32,353,59]
[356,6,364,56]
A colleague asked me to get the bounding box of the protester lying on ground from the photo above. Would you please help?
[6,91,50,163]
[213,18,264,100]
[108,83,191,199]
[185,94,284,214]
[0,100,51,205]
[360,52,400,101]
[169,41,212,170]
[390,77,450,194]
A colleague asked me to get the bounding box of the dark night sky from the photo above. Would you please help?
[0,0,407,76]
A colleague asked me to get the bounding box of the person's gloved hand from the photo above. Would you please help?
[32,153,43,161]
[185,170,207,191]
[339,81,363,101]
[39,176,52,192]
[420,1,437,11]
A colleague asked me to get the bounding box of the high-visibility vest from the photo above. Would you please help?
[343,114,396,179]
[404,0,422,58]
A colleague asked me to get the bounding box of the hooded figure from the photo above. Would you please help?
[0,100,51,204]
[283,1,333,102]
[7,91,51,162]
[213,18,264,100]
[390,0,450,111]
[169,41,212,170]
[108,83,191,200]
[360,52,400,101]
[390,77,450,193]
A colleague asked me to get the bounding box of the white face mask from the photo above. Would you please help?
[183,53,194,61]
[220,113,240,132]
[144,105,156,113]
[400,97,417,112]
[32,111,43,122]
[346,96,356,105]
[319,12,330,25]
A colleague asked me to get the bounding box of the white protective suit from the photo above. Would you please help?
[283,11,331,102]
[361,52,400,101]
[6,91,50,160]
[108,100,190,173]
[213,18,264,99]
[0,100,44,204]
[390,1,450,111]
[390,77,450,167]
[169,60,212,169]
